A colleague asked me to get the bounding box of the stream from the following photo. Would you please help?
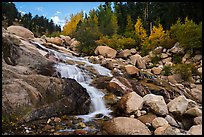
[30,42,113,133]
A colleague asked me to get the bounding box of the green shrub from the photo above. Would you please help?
[151,55,161,65]
[96,34,136,50]
[170,17,202,53]
[173,63,196,81]
[161,65,172,76]
[172,54,182,64]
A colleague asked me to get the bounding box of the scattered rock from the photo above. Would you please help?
[137,113,157,125]
[184,107,202,117]
[193,116,202,125]
[118,92,143,114]
[117,49,131,58]
[151,67,162,75]
[187,124,202,135]
[152,117,169,129]
[124,65,140,76]
[102,117,151,135]
[143,94,168,116]
[167,95,189,115]
[165,115,180,128]
[130,54,146,69]
[94,46,117,58]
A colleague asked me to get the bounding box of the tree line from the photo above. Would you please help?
[2,2,61,37]
[62,2,202,55]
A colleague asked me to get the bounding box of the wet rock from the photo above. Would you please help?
[152,117,169,129]
[7,25,35,39]
[118,92,143,114]
[102,117,151,135]
[130,54,146,69]
[167,95,188,115]
[94,46,117,58]
[187,124,202,135]
[143,94,168,116]
[103,93,118,105]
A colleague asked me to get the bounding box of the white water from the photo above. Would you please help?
[31,41,112,121]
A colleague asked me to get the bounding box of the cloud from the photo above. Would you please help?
[51,16,66,30]
[36,7,44,12]
[56,11,61,14]
[19,10,25,15]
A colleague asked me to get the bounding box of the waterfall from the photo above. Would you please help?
[31,41,112,121]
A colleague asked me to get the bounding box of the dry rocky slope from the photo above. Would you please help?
[2,25,202,135]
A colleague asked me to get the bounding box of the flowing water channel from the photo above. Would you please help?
[31,41,113,122]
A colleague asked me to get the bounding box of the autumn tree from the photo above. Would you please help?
[63,12,83,36]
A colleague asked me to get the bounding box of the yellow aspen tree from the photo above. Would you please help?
[149,24,166,46]
[63,12,83,36]
[134,17,147,45]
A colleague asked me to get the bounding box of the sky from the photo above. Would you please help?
[14,2,104,30]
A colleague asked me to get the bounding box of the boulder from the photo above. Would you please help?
[197,67,202,75]
[152,117,169,129]
[169,42,184,54]
[59,35,71,46]
[184,107,202,117]
[108,77,133,96]
[167,95,189,115]
[130,54,146,69]
[151,67,162,75]
[193,116,202,125]
[187,124,202,135]
[162,126,188,135]
[153,46,163,54]
[165,115,180,128]
[190,88,202,103]
[118,92,143,114]
[162,57,172,64]
[102,117,151,135]
[70,40,80,51]
[160,53,168,59]
[193,54,202,62]
[182,53,191,63]
[143,94,168,116]
[46,37,63,46]
[137,113,157,125]
[7,25,35,39]
[94,46,117,58]
[154,124,170,135]
[124,65,140,76]
[103,93,118,105]
[130,48,137,54]
[117,49,131,58]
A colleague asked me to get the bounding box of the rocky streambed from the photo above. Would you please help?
[2,26,202,135]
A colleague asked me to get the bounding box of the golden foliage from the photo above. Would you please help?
[63,12,83,36]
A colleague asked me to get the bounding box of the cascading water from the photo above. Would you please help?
[31,41,112,121]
